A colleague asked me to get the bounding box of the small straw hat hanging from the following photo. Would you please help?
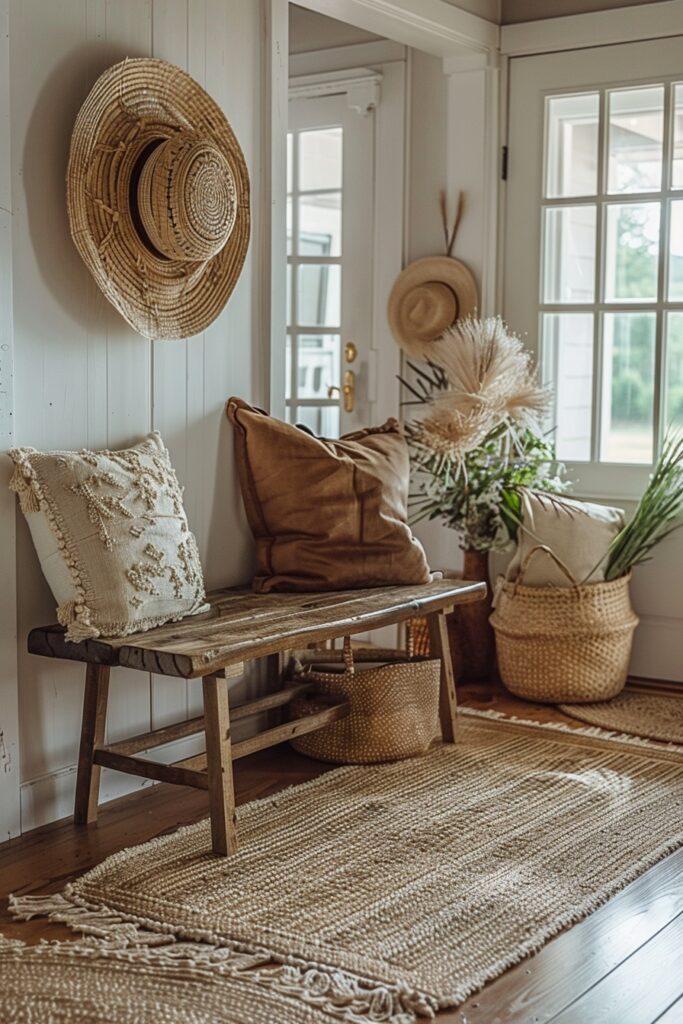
[67,58,250,341]
[387,191,478,360]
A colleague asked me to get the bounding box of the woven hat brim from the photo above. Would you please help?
[387,256,478,360]
[67,58,250,341]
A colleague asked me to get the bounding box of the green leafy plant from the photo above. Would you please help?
[604,433,683,580]
[407,422,565,552]
[401,317,567,553]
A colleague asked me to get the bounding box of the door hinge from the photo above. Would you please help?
[501,145,508,182]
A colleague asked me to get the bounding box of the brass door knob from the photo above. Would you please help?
[344,341,358,364]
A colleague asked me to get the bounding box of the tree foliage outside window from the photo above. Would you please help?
[608,204,683,429]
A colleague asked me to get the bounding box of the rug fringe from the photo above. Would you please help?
[459,705,683,754]
[7,893,436,1022]
[9,893,175,948]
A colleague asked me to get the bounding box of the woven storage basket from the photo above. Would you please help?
[406,616,432,658]
[289,635,441,764]
[490,545,638,704]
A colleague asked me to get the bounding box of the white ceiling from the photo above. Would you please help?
[289,5,383,54]
[289,0,670,43]
[501,0,668,23]
[441,0,501,22]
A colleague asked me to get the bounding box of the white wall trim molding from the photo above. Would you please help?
[442,52,501,317]
[268,2,501,415]
[443,49,498,74]
[369,60,406,425]
[264,0,289,420]
[501,0,683,57]
[289,39,405,77]
[292,0,499,58]
[0,0,20,843]
[289,68,382,114]
[19,731,206,834]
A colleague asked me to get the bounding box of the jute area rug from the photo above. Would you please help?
[560,687,683,745]
[0,936,330,1024]
[11,714,683,1022]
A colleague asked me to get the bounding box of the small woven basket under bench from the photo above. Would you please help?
[289,633,441,763]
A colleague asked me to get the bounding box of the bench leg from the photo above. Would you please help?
[74,664,110,824]
[202,673,238,856]
[427,611,458,743]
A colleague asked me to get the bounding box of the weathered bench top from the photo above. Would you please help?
[28,579,486,679]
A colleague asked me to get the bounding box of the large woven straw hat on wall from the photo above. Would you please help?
[67,58,250,340]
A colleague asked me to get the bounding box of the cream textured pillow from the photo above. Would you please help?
[9,433,208,642]
[506,489,625,587]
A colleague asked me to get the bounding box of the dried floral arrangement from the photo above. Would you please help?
[402,315,567,553]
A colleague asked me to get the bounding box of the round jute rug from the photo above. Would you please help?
[559,689,683,745]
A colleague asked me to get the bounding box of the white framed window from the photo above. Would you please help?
[286,119,344,437]
[539,79,683,478]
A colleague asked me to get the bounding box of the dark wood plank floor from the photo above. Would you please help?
[1,681,682,1024]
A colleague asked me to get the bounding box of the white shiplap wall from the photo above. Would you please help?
[3,0,266,834]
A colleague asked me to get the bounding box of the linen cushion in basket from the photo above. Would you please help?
[506,489,625,587]
[227,397,431,592]
[9,432,208,642]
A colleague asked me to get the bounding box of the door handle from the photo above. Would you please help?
[341,370,355,413]
[327,371,355,413]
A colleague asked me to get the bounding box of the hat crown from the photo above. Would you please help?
[137,132,237,262]
[400,281,458,342]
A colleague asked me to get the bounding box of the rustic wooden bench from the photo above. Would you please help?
[28,579,486,855]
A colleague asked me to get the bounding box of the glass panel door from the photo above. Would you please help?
[505,36,683,495]
[287,94,374,437]
[503,35,683,683]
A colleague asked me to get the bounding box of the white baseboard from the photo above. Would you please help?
[18,711,267,835]
[629,616,683,684]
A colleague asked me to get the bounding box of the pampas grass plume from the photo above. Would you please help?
[414,316,551,463]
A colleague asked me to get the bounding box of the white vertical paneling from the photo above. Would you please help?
[443,51,500,316]
[6,0,264,833]
[11,0,101,791]
[407,51,462,578]
[370,61,405,425]
[187,0,261,716]
[0,0,20,841]
[149,0,194,729]
[184,0,210,718]
[185,0,208,556]
[84,1,110,452]
[202,0,261,588]
[99,0,155,750]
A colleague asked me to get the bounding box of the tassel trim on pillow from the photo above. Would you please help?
[57,601,100,642]
[9,457,41,514]
[9,447,101,643]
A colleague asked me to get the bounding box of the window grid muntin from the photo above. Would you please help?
[540,78,683,468]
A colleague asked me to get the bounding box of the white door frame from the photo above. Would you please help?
[501,0,683,56]
[288,0,499,57]
[289,61,406,426]
[265,0,502,419]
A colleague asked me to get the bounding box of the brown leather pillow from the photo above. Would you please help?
[226,397,431,593]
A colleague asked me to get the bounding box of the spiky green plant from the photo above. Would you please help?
[604,433,683,580]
